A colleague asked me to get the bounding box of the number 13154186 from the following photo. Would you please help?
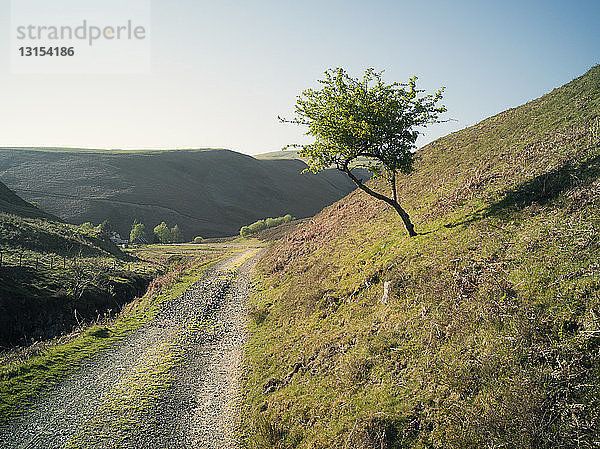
[19,47,75,56]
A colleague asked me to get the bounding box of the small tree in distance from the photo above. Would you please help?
[153,221,182,243]
[171,224,182,243]
[130,219,146,242]
[154,222,170,243]
[280,68,446,236]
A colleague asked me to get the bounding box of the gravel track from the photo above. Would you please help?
[0,248,261,449]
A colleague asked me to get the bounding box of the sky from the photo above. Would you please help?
[0,0,599,155]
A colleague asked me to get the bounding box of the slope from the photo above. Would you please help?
[241,65,600,448]
[0,148,366,239]
[0,180,56,220]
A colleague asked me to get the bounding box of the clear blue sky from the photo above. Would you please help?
[0,0,598,154]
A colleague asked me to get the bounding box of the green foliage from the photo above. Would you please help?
[280,67,446,235]
[193,236,204,243]
[79,222,94,231]
[129,219,146,242]
[281,67,445,175]
[240,214,294,237]
[171,224,182,243]
[153,222,169,243]
[153,221,182,243]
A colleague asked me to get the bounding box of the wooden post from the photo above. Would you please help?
[35,257,38,269]
[50,255,53,270]
[19,253,22,267]
[63,256,66,269]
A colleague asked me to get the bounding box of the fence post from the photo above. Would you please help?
[19,253,22,267]
[35,257,38,269]
[50,255,53,270]
[63,256,66,269]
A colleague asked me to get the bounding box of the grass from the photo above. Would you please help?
[240,65,600,448]
[0,245,231,426]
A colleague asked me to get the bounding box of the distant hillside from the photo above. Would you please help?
[254,149,304,160]
[0,180,56,220]
[242,66,600,448]
[0,149,366,239]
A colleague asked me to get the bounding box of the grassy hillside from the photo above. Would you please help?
[0,185,153,345]
[242,65,600,448]
[0,148,366,239]
[0,180,56,220]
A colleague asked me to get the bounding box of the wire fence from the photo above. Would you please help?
[0,250,155,275]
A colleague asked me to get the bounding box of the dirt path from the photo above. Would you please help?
[0,248,261,449]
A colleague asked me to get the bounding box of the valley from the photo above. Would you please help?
[0,148,366,240]
[1,65,599,448]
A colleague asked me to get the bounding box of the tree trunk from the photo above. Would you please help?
[342,166,417,237]
[391,171,398,203]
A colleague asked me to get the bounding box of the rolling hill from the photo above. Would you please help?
[241,65,600,448]
[0,148,366,240]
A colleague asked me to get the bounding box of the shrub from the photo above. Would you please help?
[193,236,204,243]
[239,214,295,237]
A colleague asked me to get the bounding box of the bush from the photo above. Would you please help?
[240,226,251,238]
[99,219,113,237]
[193,236,204,243]
[239,214,295,237]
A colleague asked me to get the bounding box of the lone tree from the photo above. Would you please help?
[280,68,446,236]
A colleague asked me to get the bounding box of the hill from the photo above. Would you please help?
[0,180,56,220]
[0,148,367,240]
[254,149,304,160]
[241,65,600,448]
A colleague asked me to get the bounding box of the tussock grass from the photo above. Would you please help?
[241,66,600,448]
